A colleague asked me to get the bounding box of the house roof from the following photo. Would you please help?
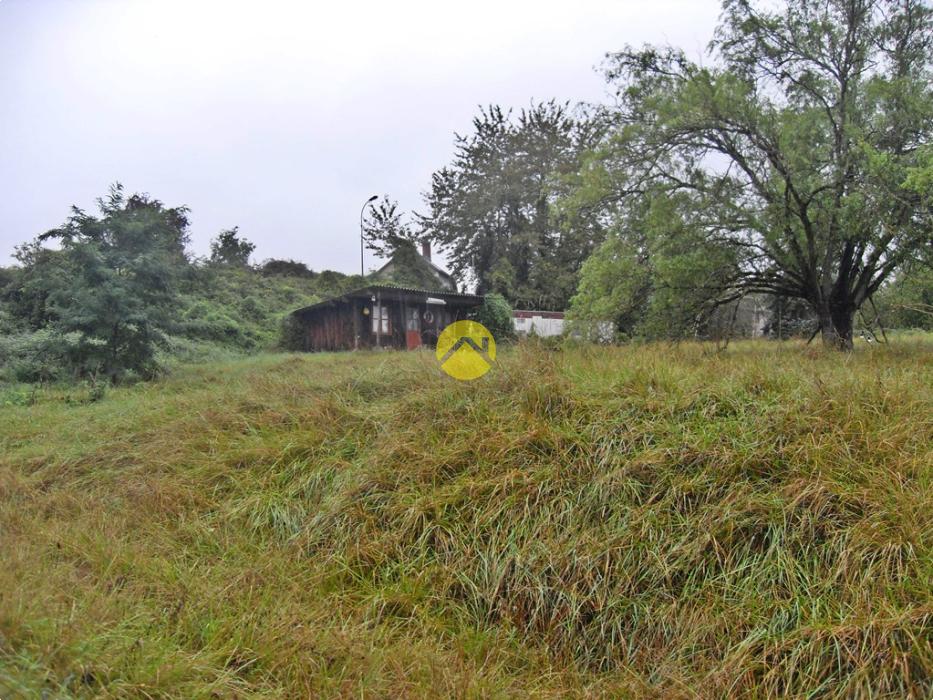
[374,255,455,284]
[371,244,457,291]
[292,284,484,316]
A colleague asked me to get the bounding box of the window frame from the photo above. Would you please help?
[372,305,390,334]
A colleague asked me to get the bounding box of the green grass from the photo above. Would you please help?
[1,338,931,698]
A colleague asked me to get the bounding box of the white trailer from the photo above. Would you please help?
[512,310,565,337]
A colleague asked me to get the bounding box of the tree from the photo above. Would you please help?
[5,243,69,331]
[582,0,932,349]
[210,227,255,267]
[30,184,189,381]
[421,101,603,310]
[363,196,420,258]
[569,191,738,339]
[570,233,650,339]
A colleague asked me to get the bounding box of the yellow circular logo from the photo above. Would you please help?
[436,320,496,381]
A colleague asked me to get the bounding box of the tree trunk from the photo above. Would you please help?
[818,303,855,351]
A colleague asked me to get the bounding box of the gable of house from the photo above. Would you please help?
[372,241,456,292]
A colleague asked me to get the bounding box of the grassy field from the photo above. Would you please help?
[1,338,931,698]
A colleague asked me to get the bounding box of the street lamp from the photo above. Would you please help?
[360,195,378,277]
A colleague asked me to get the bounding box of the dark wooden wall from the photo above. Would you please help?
[297,297,480,352]
[302,303,357,351]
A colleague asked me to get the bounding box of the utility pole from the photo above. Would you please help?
[360,195,378,277]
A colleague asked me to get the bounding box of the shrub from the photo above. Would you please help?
[0,329,80,383]
[278,313,306,351]
[472,292,514,342]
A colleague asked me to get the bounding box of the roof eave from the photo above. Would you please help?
[291,284,484,316]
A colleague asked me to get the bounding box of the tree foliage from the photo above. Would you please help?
[421,101,603,310]
[0,187,367,384]
[24,184,190,381]
[210,226,255,267]
[363,196,420,259]
[574,0,932,348]
[259,259,316,278]
[570,191,738,339]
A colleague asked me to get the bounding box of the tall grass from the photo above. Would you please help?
[1,338,931,697]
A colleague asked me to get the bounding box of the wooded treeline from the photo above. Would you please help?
[0,185,364,383]
[2,0,931,386]
[367,0,933,348]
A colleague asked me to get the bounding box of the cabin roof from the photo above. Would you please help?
[292,284,484,316]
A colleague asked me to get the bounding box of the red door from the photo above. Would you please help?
[405,307,422,349]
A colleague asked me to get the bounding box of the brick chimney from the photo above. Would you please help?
[421,240,431,261]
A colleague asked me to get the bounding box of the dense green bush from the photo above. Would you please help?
[471,292,515,342]
[259,259,316,278]
[0,330,79,383]
[175,300,260,348]
[0,260,340,383]
[6,187,187,382]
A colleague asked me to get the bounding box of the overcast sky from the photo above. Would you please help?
[1,0,721,273]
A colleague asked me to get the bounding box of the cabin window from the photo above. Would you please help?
[406,307,420,331]
[372,305,390,334]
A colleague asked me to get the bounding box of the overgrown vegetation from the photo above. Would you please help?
[366,0,932,348]
[472,292,515,341]
[0,190,364,383]
[1,339,931,697]
[564,0,933,349]
[6,186,190,382]
[875,265,933,331]
[3,0,931,695]
[3,2,931,379]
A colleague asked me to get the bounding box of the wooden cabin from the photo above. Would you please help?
[291,285,484,351]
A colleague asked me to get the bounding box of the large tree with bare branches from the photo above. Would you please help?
[582,0,932,348]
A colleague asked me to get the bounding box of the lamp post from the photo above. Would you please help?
[360,195,378,277]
